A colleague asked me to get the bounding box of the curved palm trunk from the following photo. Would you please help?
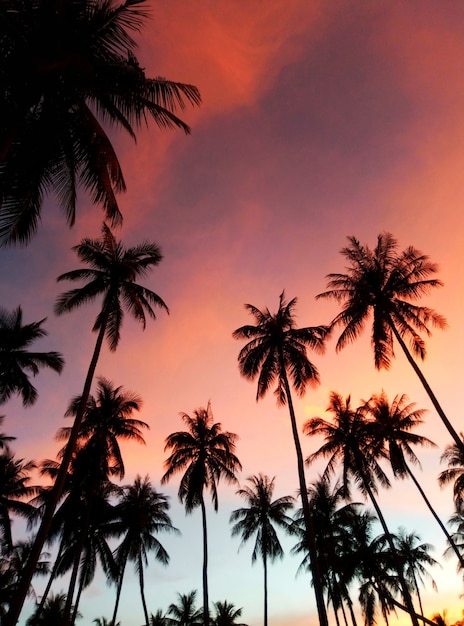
[200,493,209,626]
[262,552,268,626]
[280,361,329,626]
[405,463,464,567]
[7,313,109,626]
[111,557,128,626]
[390,322,464,454]
[138,552,149,626]
[360,475,420,626]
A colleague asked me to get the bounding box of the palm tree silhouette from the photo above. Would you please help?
[9,223,168,626]
[0,0,201,245]
[162,403,241,626]
[317,233,461,452]
[212,601,247,626]
[0,306,64,407]
[110,475,177,626]
[230,474,294,626]
[233,291,329,626]
[439,438,464,510]
[167,591,203,626]
[366,391,464,567]
[304,392,420,626]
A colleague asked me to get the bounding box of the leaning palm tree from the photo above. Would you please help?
[304,392,420,626]
[0,306,64,407]
[317,233,461,452]
[110,475,177,626]
[0,0,201,246]
[233,291,329,626]
[162,403,241,626]
[167,591,203,626]
[230,474,294,626]
[366,391,464,567]
[8,223,168,626]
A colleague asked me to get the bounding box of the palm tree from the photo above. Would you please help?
[110,475,177,626]
[0,0,201,246]
[8,223,168,625]
[366,391,464,567]
[230,474,294,626]
[233,291,329,626]
[94,619,120,626]
[25,593,81,626]
[304,392,420,626]
[438,438,464,510]
[148,609,169,626]
[162,403,242,626]
[317,233,461,452]
[0,416,15,452]
[0,452,38,551]
[0,306,64,407]
[167,591,203,626]
[212,601,247,626]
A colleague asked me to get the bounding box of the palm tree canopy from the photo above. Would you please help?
[212,601,247,626]
[233,291,328,405]
[162,402,241,512]
[0,306,64,406]
[230,473,294,563]
[0,0,201,245]
[55,222,168,351]
[57,377,148,479]
[438,438,464,509]
[317,232,447,369]
[167,591,203,626]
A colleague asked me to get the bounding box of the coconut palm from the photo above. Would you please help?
[212,601,247,626]
[162,403,241,626]
[233,291,329,626]
[230,474,294,626]
[148,609,169,626]
[0,306,64,407]
[167,591,203,626]
[0,0,201,246]
[25,593,81,626]
[8,223,168,625]
[366,391,463,567]
[317,233,461,452]
[110,475,177,626]
[438,438,464,510]
[304,392,420,626]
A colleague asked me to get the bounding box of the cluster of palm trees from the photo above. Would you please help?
[1,1,464,625]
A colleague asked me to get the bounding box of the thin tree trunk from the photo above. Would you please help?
[36,537,65,617]
[361,476,420,626]
[390,322,464,454]
[7,315,109,626]
[138,552,149,626]
[200,493,209,626]
[263,552,268,626]
[279,360,329,626]
[111,557,128,626]
[405,463,464,567]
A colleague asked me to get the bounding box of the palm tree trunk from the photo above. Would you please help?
[390,322,464,454]
[111,557,128,626]
[36,537,65,617]
[138,552,149,626]
[360,476,420,626]
[263,552,268,626]
[200,493,209,626]
[279,360,329,626]
[405,463,464,567]
[7,315,109,626]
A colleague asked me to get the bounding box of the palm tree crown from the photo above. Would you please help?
[0,306,64,407]
[0,0,201,245]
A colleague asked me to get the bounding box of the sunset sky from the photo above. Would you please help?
[2,1,464,625]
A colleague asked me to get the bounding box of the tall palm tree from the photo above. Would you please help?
[212,601,247,626]
[304,392,420,626]
[233,291,329,626]
[0,306,64,407]
[0,0,201,246]
[317,233,461,452]
[167,591,203,626]
[9,223,168,626]
[230,474,294,626]
[162,403,242,626]
[366,391,464,567]
[110,475,177,626]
